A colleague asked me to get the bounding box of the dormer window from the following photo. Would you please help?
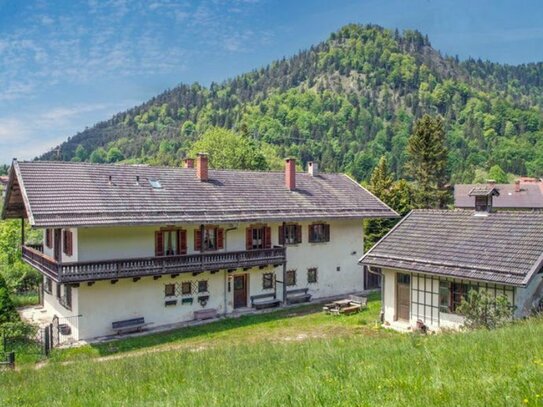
[468,185,500,213]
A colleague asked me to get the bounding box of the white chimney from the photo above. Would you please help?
[308,161,318,177]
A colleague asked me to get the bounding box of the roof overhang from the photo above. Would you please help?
[1,160,33,223]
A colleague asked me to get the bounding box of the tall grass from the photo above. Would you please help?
[2,314,543,405]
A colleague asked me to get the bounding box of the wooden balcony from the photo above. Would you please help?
[22,244,286,284]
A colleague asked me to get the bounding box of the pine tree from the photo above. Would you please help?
[406,115,449,208]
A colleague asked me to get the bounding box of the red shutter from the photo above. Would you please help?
[155,231,164,256]
[264,226,272,249]
[217,228,224,249]
[324,224,330,242]
[194,229,202,251]
[177,230,187,255]
[246,227,253,250]
[296,224,302,244]
[278,226,284,245]
[67,231,73,256]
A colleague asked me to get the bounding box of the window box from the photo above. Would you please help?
[181,297,194,305]
[165,300,178,307]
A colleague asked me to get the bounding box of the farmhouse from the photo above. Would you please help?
[1,156,396,340]
[359,191,543,330]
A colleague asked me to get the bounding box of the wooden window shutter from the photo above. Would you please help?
[67,231,73,256]
[177,230,187,255]
[194,229,202,251]
[278,225,284,245]
[217,228,224,249]
[45,229,52,248]
[246,227,253,250]
[264,226,272,249]
[308,225,314,243]
[155,231,164,256]
[296,224,302,243]
[324,224,330,242]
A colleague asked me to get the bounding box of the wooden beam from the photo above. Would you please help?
[170,274,179,278]
[132,277,140,282]
[153,275,162,280]
[110,279,118,284]
[87,282,95,287]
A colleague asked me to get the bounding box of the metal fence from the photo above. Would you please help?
[1,314,82,367]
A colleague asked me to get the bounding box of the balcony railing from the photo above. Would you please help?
[22,245,286,283]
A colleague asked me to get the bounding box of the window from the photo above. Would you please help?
[475,196,489,212]
[286,270,296,286]
[439,281,477,313]
[308,224,330,243]
[181,282,192,295]
[307,268,318,284]
[279,224,302,245]
[62,230,73,256]
[195,226,224,252]
[198,280,208,293]
[45,229,52,249]
[165,284,176,297]
[155,229,187,256]
[263,273,274,290]
[56,282,61,299]
[44,277,52,294]
[439,281,450,313]
[203,227,217,251]
[397,273,410,285]
[246,225,271,250]
[252,227,264,249]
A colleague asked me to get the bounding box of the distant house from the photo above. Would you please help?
[455,179,543,210]
[359,193,543,331]
[2,156,396,340]
[0,176,8,199]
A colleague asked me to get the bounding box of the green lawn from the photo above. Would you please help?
[2,294,543,406]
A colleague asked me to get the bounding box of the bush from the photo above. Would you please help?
[457,289,514,330]
[0,273,19,325]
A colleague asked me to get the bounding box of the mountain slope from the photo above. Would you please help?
[41,24,543,183]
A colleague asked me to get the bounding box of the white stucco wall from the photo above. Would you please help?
[42,277,80,339]
[381,268,517,330]
[45,219,365,339]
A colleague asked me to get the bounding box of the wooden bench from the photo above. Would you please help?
[194,308,218,320]
[286,288,311,305]
[349,295,368,309]
[112,317,150,335]
[250,293,281,310]
[341,305,361,315]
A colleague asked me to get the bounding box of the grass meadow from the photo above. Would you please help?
[2,294,543,406]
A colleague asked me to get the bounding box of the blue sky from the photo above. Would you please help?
[1,0,542,165]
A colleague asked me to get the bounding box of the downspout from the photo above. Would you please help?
[223,225,237,316]
[282,221,287,305]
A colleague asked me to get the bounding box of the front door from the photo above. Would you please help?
[233,275,248,309]
[53,229,62,262]
[396,273,411,321]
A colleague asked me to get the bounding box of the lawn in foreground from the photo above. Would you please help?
[2,296,543,406]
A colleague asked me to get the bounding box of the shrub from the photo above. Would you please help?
[0,273,19,325]
[457,289,514,330]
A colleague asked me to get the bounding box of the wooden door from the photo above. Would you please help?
[233,275,248,309]
[396,273,411,321]
[54,229,62,262]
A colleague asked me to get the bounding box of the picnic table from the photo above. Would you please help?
[323,296,368,316]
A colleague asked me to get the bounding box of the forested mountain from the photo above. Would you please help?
[40,24,543,183]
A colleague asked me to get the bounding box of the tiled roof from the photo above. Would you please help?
[468,185,499,197]
[456,183,543,209]
[359,209,543,286]
[3,161,397,227]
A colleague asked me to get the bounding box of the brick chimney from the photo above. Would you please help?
[515,180,521,193]
[285,158,296,190]
[196,153,208,182]
[308,161,318,177]
[184,158,195,169]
